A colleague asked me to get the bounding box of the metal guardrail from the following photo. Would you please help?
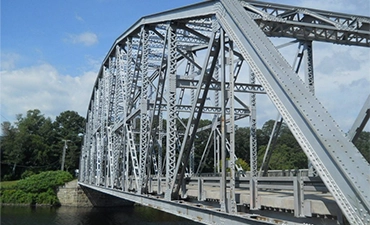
[88,170,334,219]
[144,170,329,218]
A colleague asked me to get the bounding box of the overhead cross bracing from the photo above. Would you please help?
[79,0,370,224]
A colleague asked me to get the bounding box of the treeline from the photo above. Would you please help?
[188,119,369,173]
[1,109,85,180]
[193,119,309,173]
[1,109,369,180]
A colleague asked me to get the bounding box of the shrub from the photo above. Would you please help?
[36,188,59,205]
[0,189,34,204]
[17,171,73,193]
[0,170,73,205]
[21,170,35,179]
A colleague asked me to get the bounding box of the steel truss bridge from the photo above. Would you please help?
[78,0,370,224]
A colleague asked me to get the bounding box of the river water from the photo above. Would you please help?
[1,205,201,225]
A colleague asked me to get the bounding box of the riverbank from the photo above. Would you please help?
[0,180,92,207]
[0,171,74,206]
[1,177,132,208]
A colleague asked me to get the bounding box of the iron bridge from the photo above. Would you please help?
[78,0,370,224]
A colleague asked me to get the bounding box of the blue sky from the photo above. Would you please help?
[1,0,369,133]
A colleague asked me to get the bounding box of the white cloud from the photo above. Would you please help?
[0,63,96,123]
[75,13,85,23]
[279,0,369,15]
[312,44,370,132]
[65,32,98,46]
[0,52,21,70]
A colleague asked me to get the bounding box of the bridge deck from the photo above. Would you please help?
[80,179,342,225]
[151,177,340,218]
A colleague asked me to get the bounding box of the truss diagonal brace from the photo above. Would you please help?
[217,0,370,223]
[172,29,221,198]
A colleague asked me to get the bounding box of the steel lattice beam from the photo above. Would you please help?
[79,1,370,224]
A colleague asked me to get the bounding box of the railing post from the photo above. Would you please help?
[294,173,305,217]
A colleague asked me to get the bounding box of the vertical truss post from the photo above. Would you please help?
[96,132,101,185]
[139,26,150,194]
[157,112,164,195]
[107,57,117,188]
[107,127,114,187]
[214,62,220,175]
[89,132,96,184]
[302,41,317,177]
[214,129,218,174]
[115,45,126,190]
[189,63,196,178]
[220,28,228,213]
[228,40,237,214]
[303,41,314,94]
[79,143,84,181]
[123,131,130,192]
[165,24,177,201]
[84,111,92,183]
[123,38,133,192]
[216,130,220,174]
[125,38,134,116]
[102,67,110,187]
[249,70,259,210]
[189,146,195,177]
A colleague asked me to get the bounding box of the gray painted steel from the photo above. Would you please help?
[79,0,370,224]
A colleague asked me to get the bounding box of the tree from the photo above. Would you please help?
[257,120,307,170]
[234,127,250,163]
[354,131,370,163]
[1,110,55,179]
[53,111,85,173]
[0,121,20,179]
[0,109,85,180]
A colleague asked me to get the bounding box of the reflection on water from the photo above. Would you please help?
[1,205,200,225]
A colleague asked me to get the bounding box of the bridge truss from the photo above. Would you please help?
[79,0,370,224]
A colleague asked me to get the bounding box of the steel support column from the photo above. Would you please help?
[249,71,259,210]
[165,24,178,200]
[220,28,228,212]
[228,40,237,214]
[139,27,150,194]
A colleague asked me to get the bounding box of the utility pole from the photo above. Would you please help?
[61,139,70,171]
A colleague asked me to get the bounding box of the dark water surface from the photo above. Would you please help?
[1,205,201,225]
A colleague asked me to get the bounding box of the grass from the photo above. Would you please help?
[0,180,18,189]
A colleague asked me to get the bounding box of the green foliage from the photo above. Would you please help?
[0,189,34,204]
[17,171,73,193]
[0,180,18,189]
[36,188,59,205]
[256,120,308,170]
[1,109,85,179]
[218,158,249,173]
[236,158,249,171]
[354,131,370,163]
[21,170,35,179]
[0,171,72,205]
